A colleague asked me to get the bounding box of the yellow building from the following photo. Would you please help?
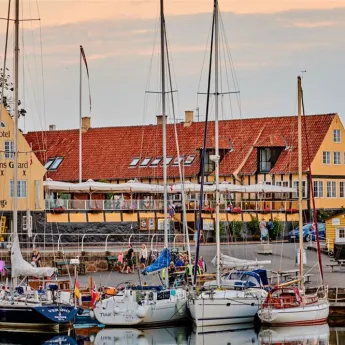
[325,212,345,253]
[24,112,345,225]
[0,108,45,218]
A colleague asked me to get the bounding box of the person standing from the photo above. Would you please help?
[31,248,41,267]
[140,244,148,269]
[259,219,268,243]
[267,219,273,241]
[122,244,134,274]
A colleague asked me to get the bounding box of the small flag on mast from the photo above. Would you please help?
[80,45,92,113]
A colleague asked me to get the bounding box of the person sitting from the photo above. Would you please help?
[31,248,41,267]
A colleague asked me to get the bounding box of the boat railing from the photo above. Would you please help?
[45,198,300,212]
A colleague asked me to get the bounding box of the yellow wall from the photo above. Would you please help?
[0,109,45,211]
[311,114,345,209]
[325,214,345,251]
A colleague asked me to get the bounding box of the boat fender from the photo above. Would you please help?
[89,310,95,319]
[89,334,95,343]
[114,306,120,314]
[136,305,146,318]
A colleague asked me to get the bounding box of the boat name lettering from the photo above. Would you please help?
[100,312,111,317]
[48,308,71,313]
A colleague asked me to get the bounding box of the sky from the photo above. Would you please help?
[0,0,344,132]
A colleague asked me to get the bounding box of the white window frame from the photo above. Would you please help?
[322,151,330,165]
[340,181,345,198]
[49,157,63,170]
[333,129,341,143]
[327,181,337,198]
[150,157,162,167]
[9,180,27,198]
[293,181,307,199]
[334,152,341,165]
[45,158,55,170]
[129,157,140,167]
[275,181,289,199]
[140,158,151,167]
[172,156,183,166]
[4,140,14,159]
[184,155,196,165]
[313,181,324,198]
[336,228,345,242]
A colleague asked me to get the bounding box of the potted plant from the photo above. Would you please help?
[231,207,242,214]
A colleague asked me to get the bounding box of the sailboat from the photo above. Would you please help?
[257,76,329,326]
[91,0,187,326]
[187,0,269,327]
[0,0,77,331]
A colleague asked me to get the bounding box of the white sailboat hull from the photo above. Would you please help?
[93,288,188,326]
[188,289,267,327]
[258,299,329,326]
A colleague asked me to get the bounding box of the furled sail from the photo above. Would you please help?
[142,248,171,275]
[11,236,56,278]
[212,253,271,269]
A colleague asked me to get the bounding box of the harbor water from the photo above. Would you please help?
[0,324,343,344]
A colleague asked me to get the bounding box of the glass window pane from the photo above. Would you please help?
[129,158,140,167]
[49,157,63,170]
[150,157,162,167]
[140,158,151,166]
[185,155,196,165]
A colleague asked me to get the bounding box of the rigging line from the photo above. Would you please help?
[36,0,47,162]
[193,6,216,287]
[0,0,11,128]
[301,88,324,285]
[219,12,242,117]
[196,11,214,108]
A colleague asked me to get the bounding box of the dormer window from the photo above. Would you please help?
[258,147,283,173]
[185,155,196,165]
[140,158,151,167]
[129,157,140,167]
[150,157,162,167]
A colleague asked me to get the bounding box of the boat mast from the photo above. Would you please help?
[297,76,304,292]
[160,0,169,287]
[79,47,82,183]
[214,0,221,287]
[13,0,20,286]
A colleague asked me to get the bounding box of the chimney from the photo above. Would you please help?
[49,124,56,131]
[184,110,193,127]
[156,115,168,125]
[82,116,91,133]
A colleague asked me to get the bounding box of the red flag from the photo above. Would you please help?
[80,45,92,113]
[91,282,99,309]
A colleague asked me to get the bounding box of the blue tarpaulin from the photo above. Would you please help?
[142,248,171,275]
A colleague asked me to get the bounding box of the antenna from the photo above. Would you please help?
[300,70,306,78]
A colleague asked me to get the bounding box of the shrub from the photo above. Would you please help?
[271,217,284,240]
[247,215,260,237]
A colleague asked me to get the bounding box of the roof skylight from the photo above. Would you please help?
[184,155,196,165]
[151,157,162,167]
[172,157,183,166]
[129,157,140,167]
[165,157,173,165]
[140,158,151,167]
[45,157,64,171]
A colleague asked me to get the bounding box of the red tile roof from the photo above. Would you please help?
[24,113,336,181]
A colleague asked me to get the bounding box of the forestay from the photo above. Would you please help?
[11,236,56,278]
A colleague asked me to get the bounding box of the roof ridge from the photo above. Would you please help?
[25,113,337,134]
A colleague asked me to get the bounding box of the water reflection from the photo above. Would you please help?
[0,325,344,344]
[259,324,330,344]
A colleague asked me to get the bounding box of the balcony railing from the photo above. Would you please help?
[45,198,300,213]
